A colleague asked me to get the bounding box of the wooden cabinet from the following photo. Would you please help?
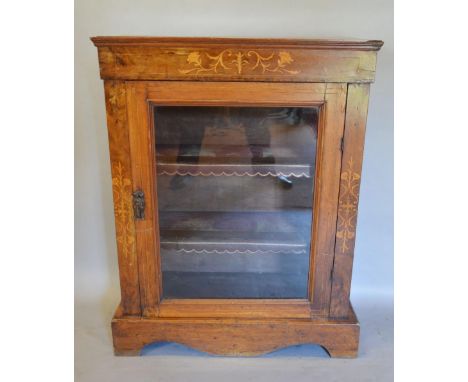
[92,37,383,357]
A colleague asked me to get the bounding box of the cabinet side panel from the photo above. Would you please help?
[104,80,141,315]
[126,82,161,316]
[310,84,347,312]
[330,83,370,318]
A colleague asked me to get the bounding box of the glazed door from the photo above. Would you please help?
[126,81,347,318]
[155,104,317,299]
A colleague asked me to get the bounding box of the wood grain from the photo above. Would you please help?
[126,82,161,317]
[329,84,370,318]
[91,36,384,50]
[112,304,360,357]
[157,299,317,319]
[104,80,141,316]
[146,81,327,105]
[91,37,382,83]
[309,84,347,312]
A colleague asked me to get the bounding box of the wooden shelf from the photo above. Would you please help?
[156,144,314,178]
[157,162,311,178]
[159,210,312,254]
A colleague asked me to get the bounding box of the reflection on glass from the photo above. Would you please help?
[154,106,318,299]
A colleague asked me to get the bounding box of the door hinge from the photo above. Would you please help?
[132,190,145,220]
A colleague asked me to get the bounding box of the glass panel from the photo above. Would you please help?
[154,106,318,299]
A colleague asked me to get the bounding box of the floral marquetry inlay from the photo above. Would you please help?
[336,157,361,254]
[112,162,135,258]
[179,50,300,75]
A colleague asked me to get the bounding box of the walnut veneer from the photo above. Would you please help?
[92,36,383,357]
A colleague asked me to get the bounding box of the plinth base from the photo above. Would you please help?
[112,304,360,358]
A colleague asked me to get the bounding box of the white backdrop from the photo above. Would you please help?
[75,0,393,303]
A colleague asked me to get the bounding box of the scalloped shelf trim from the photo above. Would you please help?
[175,248,307,255]
[159,169,310,178]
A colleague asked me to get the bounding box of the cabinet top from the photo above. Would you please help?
[91,36,383,51]
[91,36,383,83]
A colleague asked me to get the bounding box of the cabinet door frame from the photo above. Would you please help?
[119,81,347,318]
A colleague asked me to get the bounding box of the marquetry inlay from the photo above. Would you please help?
[112,162,135,258]
[336,157,361,253]
[178,50,300,75]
